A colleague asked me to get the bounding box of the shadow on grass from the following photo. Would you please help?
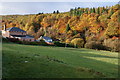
[67,48,118,59]
[65,55,118,78]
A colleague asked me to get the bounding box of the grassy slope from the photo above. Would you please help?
[2,43,118,78]
[0,41,2,78]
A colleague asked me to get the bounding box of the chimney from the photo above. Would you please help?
[4,24,6,31]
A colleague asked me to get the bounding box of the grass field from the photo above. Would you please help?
[2,42,118,78]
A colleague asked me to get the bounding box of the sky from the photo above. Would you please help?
[0,0,120,2]
[0,0,119,15]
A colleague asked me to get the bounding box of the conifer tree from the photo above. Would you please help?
[53,11,56,14]
[96,7,100,14]
[110,8,114,16]
[108,8,114,18]
[93,7,95,13]
[90,8,93,13]
[66,24,70,33]
[102,7,105,14]
[56,10,59,14]
[85,9,88,14]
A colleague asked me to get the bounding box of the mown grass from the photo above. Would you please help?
[2,42,118,78]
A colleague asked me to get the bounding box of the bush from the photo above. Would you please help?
[7,38,19,42]
[54,41,66,47]
[112,40,120,52]
[54,41,73,47]
[103,39,120,52]
[3,37,49,46]
[21,40,49,46]
[85,41,107,50]
[21,41,31,45]
[71,38,84,48]
[2,37,10,43]
[39,40,49,46]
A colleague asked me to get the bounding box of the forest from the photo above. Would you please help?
[1,4,120,52]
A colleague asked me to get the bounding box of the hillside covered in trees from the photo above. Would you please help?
[1,4,120,52]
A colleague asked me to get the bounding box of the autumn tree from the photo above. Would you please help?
[2,4,120,52]
[71,38,84,48]
[105,21,119,37]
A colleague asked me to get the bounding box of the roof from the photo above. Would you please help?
[6,27,26,32]
[42,36,52,40]
[42,36,52,43]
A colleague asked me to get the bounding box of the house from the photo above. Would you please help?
[2,24,35,42]
[37,36,54,45]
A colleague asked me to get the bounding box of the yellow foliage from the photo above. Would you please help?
[71,38,84,48]
[111,10,120,22]
[66,39,71,44]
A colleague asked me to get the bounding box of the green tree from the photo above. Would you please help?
[102,7,106,14]
[76,10,82,16]
[73,30,78,35]
[66,24,71,33]
[108,8,114,18]
[93,7,96,13]
[56,10,59,14]
[70,8,74,16]
[85,9,88,14]
[90,8,93,13]
[96,7,100,14]
[53,11,56,14]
